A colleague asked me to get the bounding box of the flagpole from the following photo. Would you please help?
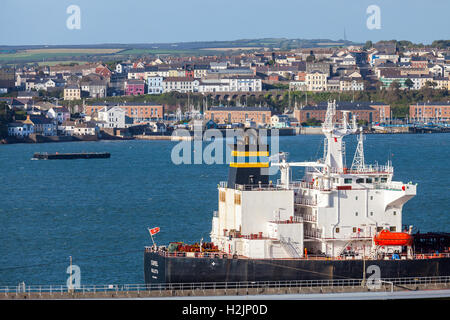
[149,228,156,247]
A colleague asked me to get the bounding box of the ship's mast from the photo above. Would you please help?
[351,129,365,172]
[322,100,357,173]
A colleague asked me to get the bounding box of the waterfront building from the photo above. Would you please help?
[294,101,391,124]
[7,120,34,137]
[73,121,98,135]
[271,114,291,128]
[97,106,126,128]
[409,102,450,122]
[204,106,272,126]
[28,115,57,136]
[85,102,164,122]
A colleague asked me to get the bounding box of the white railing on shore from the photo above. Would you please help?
[1,276,450,296]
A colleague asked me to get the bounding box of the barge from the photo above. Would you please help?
[32,152,110,160]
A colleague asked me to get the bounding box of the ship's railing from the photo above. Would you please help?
[150,249,231,259]
[1,276,450,296]
[289,180,331,192]
[234,183,285,191]
[294,196,317,206]
[146,247,450,261]
[328,164,394,175]
[218,181,227,188]
[304,228,322,239]
[301,214,317,223]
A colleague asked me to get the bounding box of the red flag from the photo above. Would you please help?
[149,227,160,235]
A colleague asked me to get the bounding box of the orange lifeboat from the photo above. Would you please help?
[374,230,413,246]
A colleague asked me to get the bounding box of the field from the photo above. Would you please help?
[0,48,123,64]
[199,47,266,51]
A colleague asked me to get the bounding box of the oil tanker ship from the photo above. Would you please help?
[144,101,450,285]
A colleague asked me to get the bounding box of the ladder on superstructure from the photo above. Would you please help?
[279,236,302,258]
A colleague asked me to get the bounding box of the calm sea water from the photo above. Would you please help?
[0,134,449,286]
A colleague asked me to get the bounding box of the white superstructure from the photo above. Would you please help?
[210,100,417,260]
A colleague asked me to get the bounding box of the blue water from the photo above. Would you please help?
[0,134,449,286]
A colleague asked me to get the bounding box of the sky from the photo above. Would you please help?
[0,0,449,46]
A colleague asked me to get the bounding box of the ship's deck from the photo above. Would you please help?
[145,247,450,261]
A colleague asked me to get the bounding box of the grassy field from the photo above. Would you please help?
[118,48,221,56]
[0,48,123,64]
[36,60,89,66]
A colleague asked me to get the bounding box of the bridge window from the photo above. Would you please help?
[366,178,373,183]
[356,178,364,183]
[344,178,352,184]
[381,177,387,183]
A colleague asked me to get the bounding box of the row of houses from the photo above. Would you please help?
[203,101,392,127]
[205,101,450,127]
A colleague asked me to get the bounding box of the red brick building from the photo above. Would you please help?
[294,101,391,124]
[85,102,164,121]
[409,102,450,121]
[205,106,272,126]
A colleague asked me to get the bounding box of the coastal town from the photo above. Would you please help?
[1,40,450,143]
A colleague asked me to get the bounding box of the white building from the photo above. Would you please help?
[197,79,231,93]
[271,114,290,128]
[147,76,163,94]
[7,122,34,137]
[162,77,199,93]
[97,106,126,128]
[227,77,262,92]
[47,107,70,124]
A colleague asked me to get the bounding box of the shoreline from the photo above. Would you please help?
[1,130,449,145]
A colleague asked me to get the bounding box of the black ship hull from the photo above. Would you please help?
[144,251,450,284]
[32,152,110,160]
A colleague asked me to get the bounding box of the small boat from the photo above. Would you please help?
[32,152,110,160]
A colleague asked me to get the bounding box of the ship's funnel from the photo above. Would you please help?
[227,129,269,189]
